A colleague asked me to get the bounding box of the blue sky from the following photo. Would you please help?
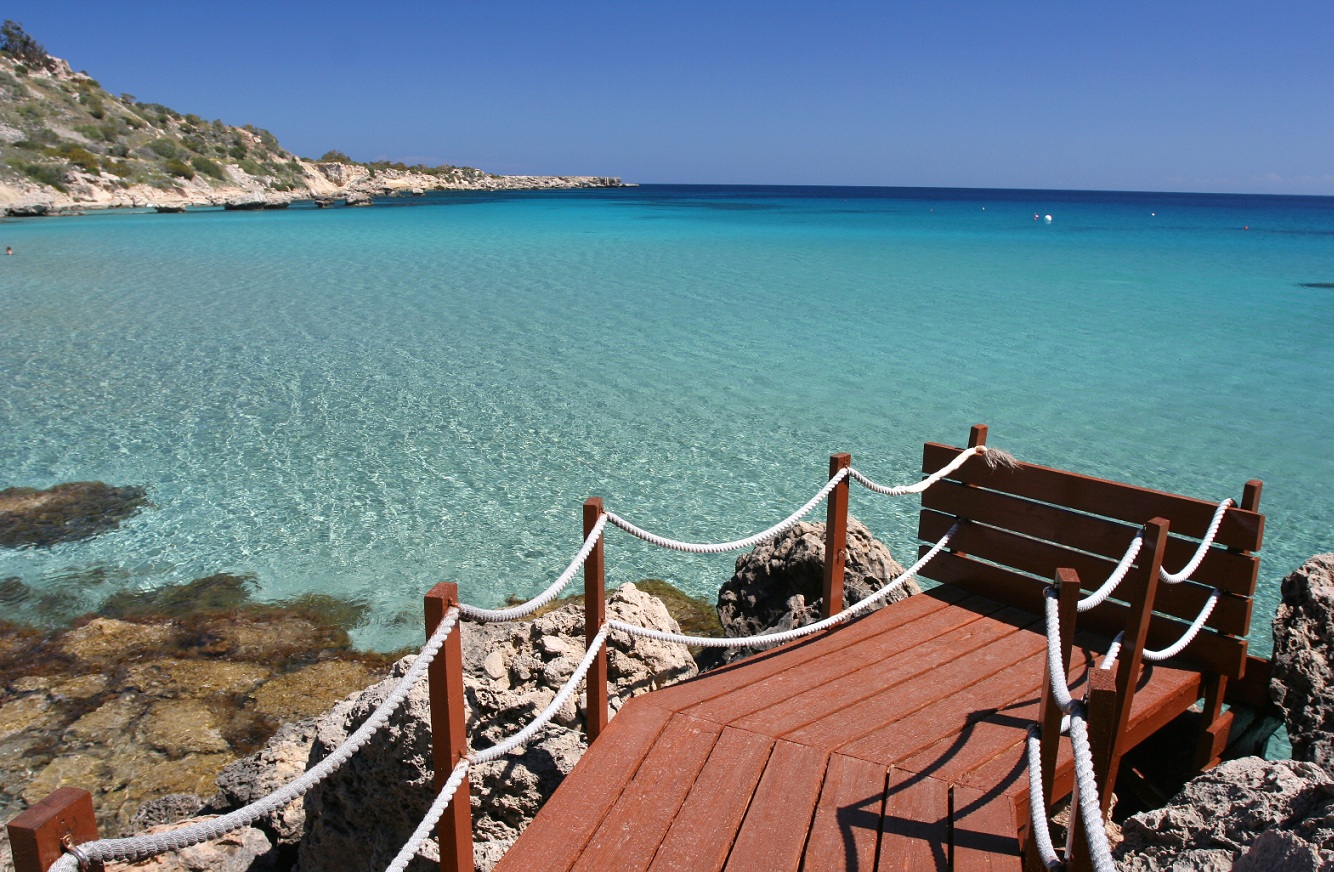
[9,1,1333,194]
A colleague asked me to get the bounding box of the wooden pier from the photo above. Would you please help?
[496,426,1268,871]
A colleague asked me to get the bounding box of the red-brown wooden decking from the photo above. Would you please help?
[496,586,1203,871]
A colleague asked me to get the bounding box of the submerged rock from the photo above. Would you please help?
[0,481,148,548]
[707,517,919,666]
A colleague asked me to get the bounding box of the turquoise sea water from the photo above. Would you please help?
[1,185,1331,654]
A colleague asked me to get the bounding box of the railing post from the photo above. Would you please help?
[967,424,989,449]
[584,497,608,741]
[1067,668,1119,872]
[822,453,851,619]
[7,786,100,872]
[425,583,472,872]
[1025,568,1079,872]
[1104,517,1169,796]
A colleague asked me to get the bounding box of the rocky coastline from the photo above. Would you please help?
[4,485,1334,870]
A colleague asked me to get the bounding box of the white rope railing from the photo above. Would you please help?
[1043,588,1077,715]
[1141,589,1220,662]
[458,514,608,622]
[609,523,958,649]
[1076,533,1143,613]
[1159,499,1233,584]
[604,467,849,554]
[49,608,463,872]
[384,759,470,872]
[1099,632,1123,671]
[848,443,1017,496]
[1067,712,1117,872]
[1025,727,1064,870]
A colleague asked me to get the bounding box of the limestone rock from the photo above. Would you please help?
[1114,757,1334,870]
[344,191,373,207]
[103,816,274,872]
[235,583,697,872]
[210,719,320,847]
[250,661,377,725]
[58,618,177,664]
[1272,553,1334,768]
[709,517,919,666]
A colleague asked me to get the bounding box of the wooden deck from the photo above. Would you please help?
[495,586,1203,871]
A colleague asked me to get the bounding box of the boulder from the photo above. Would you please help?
[707,517,919,666]
[4,202,51,217]
[1272,553,1334,768]
[103,817,274,872]
[1114,757,1334,870]
[344,191,373,207]
[223,199,266,211]
[0,481,148,548]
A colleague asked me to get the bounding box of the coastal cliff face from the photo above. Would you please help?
[0,49,623,215]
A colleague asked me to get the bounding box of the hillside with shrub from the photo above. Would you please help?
[0,22,621,214]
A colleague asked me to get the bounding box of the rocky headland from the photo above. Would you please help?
[0,29,625,218]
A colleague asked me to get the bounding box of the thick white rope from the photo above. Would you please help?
[384,758,470,872]
[1067,711,1117,872]
[50,609,462,871]
[1025,726,1064,870]
[848,444,1017,496]
[1043,588,1077,715]
[604,467,849,554]
[609,523,958,648]
[1159,499,1233,584]
[472,623,610,763]
[1100,632,1123,671]
[458,514,608,622]
[1076,532,1143,613]
[1141,588,1220,662]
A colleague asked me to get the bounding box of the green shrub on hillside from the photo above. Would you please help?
[10,160,66,191]
[164,158,194,179]
[238,158,266,177]
[319,150,353,164]
[148,138,180,159]
[85,97,105,119]
[55,145,100,173]
[190,155,225,180]
[1,20,50,69]
[228,143,247,160]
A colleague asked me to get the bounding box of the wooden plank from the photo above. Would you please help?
[777,610,1041,753]
[802,753,891,872]
[494,701,672,872]
[878,771,951,872]
[952,784,1023,871]
[724,741,830,872]
[710,597,1006,733]
[836,626,1048,765]
[895,642,1096,785]
[643,586,970,714]
[922,481,1260,597]
[574,713,724,872]
[920,550,1247,679]
[919,510,1252,634]
[649,727,775,872]
[922,443,1264,552]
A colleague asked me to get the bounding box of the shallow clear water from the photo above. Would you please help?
[1,185,1331,653]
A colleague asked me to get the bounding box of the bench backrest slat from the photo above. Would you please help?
[916,441,1263,681]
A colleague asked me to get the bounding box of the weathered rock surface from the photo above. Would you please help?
[1114,757,1334,871]
[0,481,148,548]
[188,583,697,872]
[708,517,919,666]
[102,817,275,872]
[1272,553,1334,769]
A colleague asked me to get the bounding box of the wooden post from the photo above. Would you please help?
[1194,480,1263,771]
[822,453,851,619]
[1066,668,1118,870]
[584,497,608,741]
[7,787,101,872]
[1025,568,1079,872]
[425,583,472,872]
[967,424,989,450]
[1104,517,1169,795]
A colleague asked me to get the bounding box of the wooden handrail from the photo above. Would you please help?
[424,582,473,872]
[583,497,608,741]
[821,453,851,619]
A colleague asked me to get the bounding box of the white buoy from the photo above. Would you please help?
[1044,214,1053,224]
